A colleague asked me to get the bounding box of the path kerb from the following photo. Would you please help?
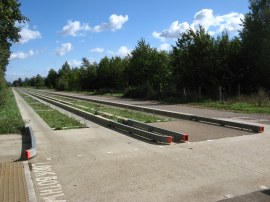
[24,125,37,159]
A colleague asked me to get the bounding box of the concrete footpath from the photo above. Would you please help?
[3,89,270,201]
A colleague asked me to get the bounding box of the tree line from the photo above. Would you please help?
[0,0,28,105]
[13,0,270,101]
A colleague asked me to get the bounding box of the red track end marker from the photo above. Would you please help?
[259,126,264,133]
[25,150,30,159]
[184,134,189,141]
[168,136,172,143]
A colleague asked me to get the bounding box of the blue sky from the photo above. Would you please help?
[6,0,249,82]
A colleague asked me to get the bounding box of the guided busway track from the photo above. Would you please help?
[18,89,189,144]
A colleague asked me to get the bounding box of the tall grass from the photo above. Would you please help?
[0,88,25,134]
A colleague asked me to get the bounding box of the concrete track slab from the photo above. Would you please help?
[47,91,270,125]
[150,120,253,142]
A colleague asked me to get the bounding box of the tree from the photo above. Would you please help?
[172,26,217,96]
[80,58,97,91]
[127,39,154,87]
[45,69,58,89]
[35,74,44,88]
[215,33,243,92]
[96,57,111,89]
[124,39,171,98]
[56,62,71,90]
[240,0,270,91]
[0,0,28,105]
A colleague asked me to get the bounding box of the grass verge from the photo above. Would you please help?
[19,92,86,130]
[192,101,270,114]
[0,88,25,134]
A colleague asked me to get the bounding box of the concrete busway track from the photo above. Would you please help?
[18,89,178,144]
[13,89,270,201]
[32,89,264,133]
[22,88,262,142]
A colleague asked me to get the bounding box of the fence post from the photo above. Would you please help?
[219,86,222,102]
[237,85,241,98]
[199,86,201,100]
[183,87,187,100]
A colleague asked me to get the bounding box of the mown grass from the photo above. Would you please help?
[19,92,85,130]
[194,100,270,114]
[189,97,270,114]
[48,94,169,123]
[0,89,25,134]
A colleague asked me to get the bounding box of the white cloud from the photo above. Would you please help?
[68,59,82,67]
[18,23,41,44]
[152,31,166,42]
[108,46,131,57]
[61,20,90,36]
[55,43,72,56]
[160,21,189,39]
[92,14,129,32]
[158,43,171,51]
[10,49,36,60]
[90,47,104,53]
[118,46,131,57]
[153,9,244,40]
[60,14,128,36]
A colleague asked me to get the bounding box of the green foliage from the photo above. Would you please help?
[45,69,58,89]
[172,27,217,94]
[0,88,24,134]
[125,39,171,98]
[35,74,45,88]
[198,100,270,114]
[19,92,85,130]
[0,0,27,105]
[240,0,270,90]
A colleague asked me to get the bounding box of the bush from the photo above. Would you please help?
[124,84,157,99]
[0,75,7,106]
[257,88,269,107]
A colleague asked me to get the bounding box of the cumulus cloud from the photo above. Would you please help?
[158,43,171,51]
[92,14,129,32]
[18,23,41,44]
[55,43,72,56]
[108,46,131,57]
[118,46,131,57]
[153,9,244,40]
[61,20,90,36]
[68,59,82,67]
[10,50,36,60]
[60,14,128,36]
[90,47,104,53]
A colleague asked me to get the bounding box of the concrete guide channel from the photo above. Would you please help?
[40,89,264,133]
[17,89,186,144]
[18,88,264,143]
